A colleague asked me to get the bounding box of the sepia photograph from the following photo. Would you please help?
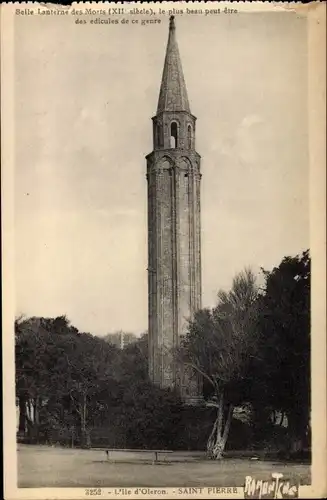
[2,1,326,498]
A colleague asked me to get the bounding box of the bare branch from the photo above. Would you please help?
[182,361,216,389]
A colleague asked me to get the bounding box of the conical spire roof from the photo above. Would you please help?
[157,16,190,114]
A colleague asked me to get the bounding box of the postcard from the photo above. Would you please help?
[1,1,326,499]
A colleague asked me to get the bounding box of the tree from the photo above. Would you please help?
[117,380,182,450]
[255,250,311,453]
[178,269,260,459]
[87,332,183,450]
[15,315,119,447]
[114,333,149,382]
[15,315,56,439]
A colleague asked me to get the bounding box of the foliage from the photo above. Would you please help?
[113,333,149,382]
[15,320,181,449]
[118,381,182,449]
[178,269,260,458]
[15,250,311,456]
[15,316,119,446]
[252,250,311,452]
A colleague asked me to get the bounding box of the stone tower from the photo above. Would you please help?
[146,16,202,401]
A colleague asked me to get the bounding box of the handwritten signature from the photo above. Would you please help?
[244,473,299,499]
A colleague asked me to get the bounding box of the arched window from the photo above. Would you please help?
[187,125,192,149]
[170,122,178,148]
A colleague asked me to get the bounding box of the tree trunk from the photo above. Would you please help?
[287,410,309,454]
[279,411,285,427]
[80,392,91,448]
[206,416,218,456]
[34,397,40,443]
[18,396,27,435]
[207,391,233,460]
[71,426,75,449]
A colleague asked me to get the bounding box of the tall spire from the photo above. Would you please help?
[157,16,190,114]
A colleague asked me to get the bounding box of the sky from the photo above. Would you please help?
[14,8,309,336]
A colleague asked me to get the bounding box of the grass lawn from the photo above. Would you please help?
[17,444,311,488]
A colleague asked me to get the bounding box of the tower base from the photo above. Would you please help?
[183,395,205,406]
[178,364,203,404]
